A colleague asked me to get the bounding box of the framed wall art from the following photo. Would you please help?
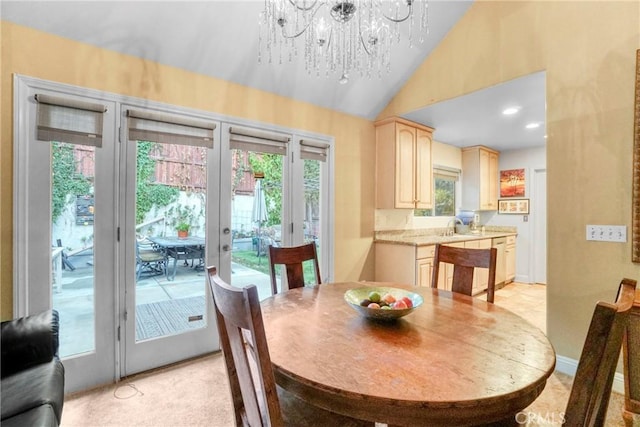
[498,198,529,215]
[499,168,525,197]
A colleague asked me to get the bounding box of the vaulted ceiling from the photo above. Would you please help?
[2,1,546,151]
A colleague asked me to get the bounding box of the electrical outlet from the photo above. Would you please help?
[586,225,627,242]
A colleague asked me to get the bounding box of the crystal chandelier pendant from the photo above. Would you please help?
[258,0,429,82]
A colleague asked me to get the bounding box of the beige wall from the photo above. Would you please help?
[0,22,376,320]
[379,1,640,360]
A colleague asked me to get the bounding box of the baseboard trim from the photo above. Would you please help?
[556,354,625,394]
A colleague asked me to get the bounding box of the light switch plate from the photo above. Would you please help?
[586,225,627,242]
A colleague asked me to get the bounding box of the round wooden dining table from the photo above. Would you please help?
[260,282,556,427]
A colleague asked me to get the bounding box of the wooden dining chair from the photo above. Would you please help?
[267,243,321,295]
[430,244,497,303]
[206,266,372,427]
[562,278,637,425]
[621,284,639,427]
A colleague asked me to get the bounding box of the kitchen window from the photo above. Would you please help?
[415,166,460,217]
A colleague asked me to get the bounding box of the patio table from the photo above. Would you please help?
[147,236,205,280]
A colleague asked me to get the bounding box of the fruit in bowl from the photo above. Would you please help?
[344,287,423,321]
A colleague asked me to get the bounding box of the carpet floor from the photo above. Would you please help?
[60,351,633,427]
[61,283,636,426]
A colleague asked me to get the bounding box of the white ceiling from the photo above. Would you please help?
[402,71,547,151]
[2,0,546,151]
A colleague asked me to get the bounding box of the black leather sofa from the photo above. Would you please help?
[1,309,65,427]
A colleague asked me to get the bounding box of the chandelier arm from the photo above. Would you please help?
[287,0,320,12]
[381,3,413,24]
[279,2,327,39]
[359,28,373,56]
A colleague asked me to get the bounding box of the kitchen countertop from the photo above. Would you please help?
[374,228,517,247]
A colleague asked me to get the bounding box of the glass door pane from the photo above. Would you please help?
[133,141,207,342]
[303,156,322,281]
[124,121,218,376]
[230,149,284,300]
[52,142,97,357]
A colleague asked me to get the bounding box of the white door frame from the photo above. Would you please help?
[13,75,119,392]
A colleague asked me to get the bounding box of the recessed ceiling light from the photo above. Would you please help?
[502,107,520,115]
[525,122,541,129]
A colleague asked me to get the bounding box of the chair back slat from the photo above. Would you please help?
[208,266,284,427]
[431,244,497,303]
[565,278,637,426]
[268,243,321,295]
[622,289,640,424]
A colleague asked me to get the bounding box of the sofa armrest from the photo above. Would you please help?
[1,310,60,378]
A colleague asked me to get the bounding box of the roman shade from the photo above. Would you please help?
[433,165,461,181]
[127,109,215,148]
[35,93,107,147]
[229,126,290,155]
[300,139,330,162]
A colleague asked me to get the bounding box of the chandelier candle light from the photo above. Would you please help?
[258,0,429,83]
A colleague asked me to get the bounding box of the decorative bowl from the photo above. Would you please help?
[343,286,423,321]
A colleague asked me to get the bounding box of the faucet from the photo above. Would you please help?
[446,218,463,236]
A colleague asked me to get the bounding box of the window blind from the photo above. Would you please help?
[229,126,290,155]
[35,93,107,147]
[433,165,461,181]
[127,109,216,148]
[300,139,330,162]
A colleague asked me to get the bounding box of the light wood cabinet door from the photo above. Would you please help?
[415,128,433,210]
[416,257,434,287]
[396,123,418,208]
[462,146,499,211]
[505,236,516,282]
[375,117,433,209]
[493,238,506,285]
[487,151,499,210]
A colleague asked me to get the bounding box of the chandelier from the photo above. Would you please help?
[258,1,429,84]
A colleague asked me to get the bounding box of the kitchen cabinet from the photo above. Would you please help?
[375,117,434,209]
[492,237,506,285]
[505,235,516,283]
[375,243,435,287]
[461,146,499,211]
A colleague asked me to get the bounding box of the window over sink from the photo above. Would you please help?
[415,166,460,217]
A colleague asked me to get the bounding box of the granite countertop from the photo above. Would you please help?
[374,227,517,247]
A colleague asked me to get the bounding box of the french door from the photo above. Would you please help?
[14,77,220,392]
[14,76,333,393]
[120,106,220,375]
[218,123,333,298]
[14,78,120,392]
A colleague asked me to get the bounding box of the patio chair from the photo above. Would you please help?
[136,238,167,281]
